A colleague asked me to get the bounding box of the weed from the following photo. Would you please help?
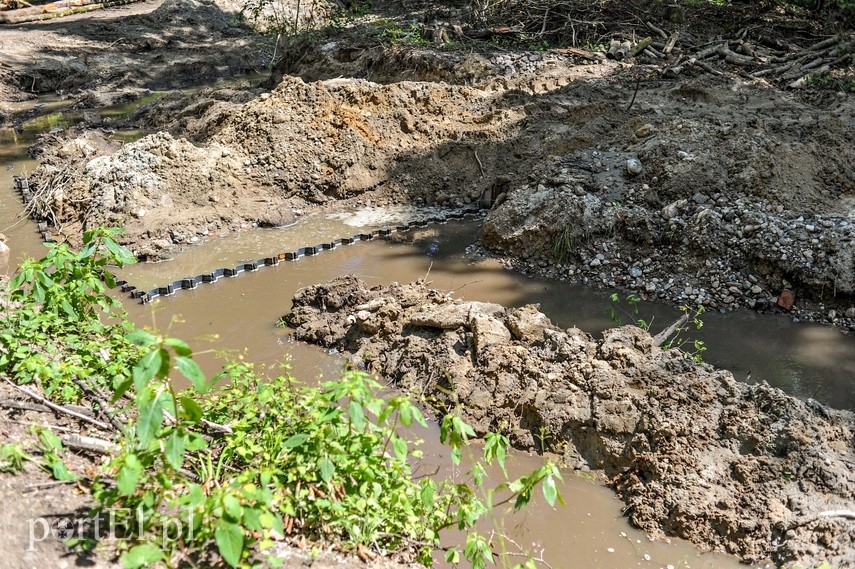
[552,225,575,264]
[608,293,649,330]
[0,227,140,403]
[0,443,31,473]
[806,71,855,93]
[3,228,565,568]
[378,21,430,47]
[31,425,78,481]
[662,305,707,363]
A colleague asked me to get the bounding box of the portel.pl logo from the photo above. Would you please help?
[27,508,195,550]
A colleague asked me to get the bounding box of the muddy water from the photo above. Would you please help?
[120,235,750,568]
[112,215,855,569]
[121,218,855,412]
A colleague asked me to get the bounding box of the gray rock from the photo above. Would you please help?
[410,302,470,329]
[471,314,511,354]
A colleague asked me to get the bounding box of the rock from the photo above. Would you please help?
[777,289,795,311]
[506,304,554,344]
[625,157,643,176]
[410,302,470,329]
[691,192,709,205]
[751,285,763,295]
[630,266,643,278]
[471,314,511,354]
[356,310,371,322]
[846,307,855,319]
[635,124,655,138]
[257,207,296,228]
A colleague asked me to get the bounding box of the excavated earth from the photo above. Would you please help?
[284,275,855,568]
[23,34,855,327]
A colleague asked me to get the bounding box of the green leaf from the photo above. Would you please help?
[420,482,435,509]
[542,475,558,507]
[34,427,63,452]
[164,430,186,471]
[318,457,334,483]
[126,329,156,347]
[186,432,208,451]
[164,337,192,356]
[103,236,137,266]
[49,456,78,481]
[133,348,163,390]
[117,453,143,496]
[223,494,242,521]
[179,396,203,423]
[122,543,166,569]
[348,400,365,430]
[282,434,308,450]
[215,520,244,568]
[392,436,407,461]
[176,355,207,393]
[136,387,166,446]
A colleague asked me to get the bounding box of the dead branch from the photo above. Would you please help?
[663,32,679,54]
[653,314,689,347]
[72,376,126,430]
[818,510,855,520]
[3,378,110,431]
[62,434,119,454]
[645,21,668,40]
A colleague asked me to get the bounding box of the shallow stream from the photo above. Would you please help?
[3,109,854,569]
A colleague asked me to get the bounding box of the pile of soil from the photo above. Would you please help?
[284,275,855,568]
[29,59,855,326]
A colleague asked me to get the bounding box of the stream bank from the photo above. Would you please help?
[284,275,855,568]
[22,52,855,328]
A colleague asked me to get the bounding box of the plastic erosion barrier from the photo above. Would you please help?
[110,206,485,304]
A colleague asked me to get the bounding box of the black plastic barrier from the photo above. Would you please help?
[116,207,484,304]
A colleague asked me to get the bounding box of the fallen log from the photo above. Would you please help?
[0,0,140,23]
[663,32,679,54]
[629,36,653,59]
[653,314,689,347]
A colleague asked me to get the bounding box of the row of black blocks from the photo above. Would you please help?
[113,207,481,304]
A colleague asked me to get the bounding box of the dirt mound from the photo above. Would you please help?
[26,50,855,325]
[284,276,855,568]
[29,129,301,258]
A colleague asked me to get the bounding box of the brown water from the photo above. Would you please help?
[5,111,852,569]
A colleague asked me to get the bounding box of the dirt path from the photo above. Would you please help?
[0,0,271,118]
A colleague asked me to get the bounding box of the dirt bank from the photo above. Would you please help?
[23,36,855,326]
[283,275,855,568]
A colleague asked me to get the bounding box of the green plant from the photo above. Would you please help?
[662,304,707,363]
[94,344,563,568]
[31,425,78,481]
[0,442,32,473]
[806,71,855,93]
[551,226,575,264]
[0,227,140,403]
[3,226,564,568]
[378,20,430,47]
[608,293,649,330]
